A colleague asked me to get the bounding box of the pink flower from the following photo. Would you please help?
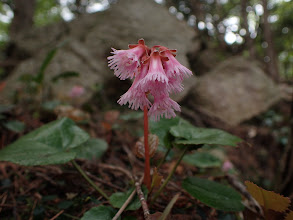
[108,39,192,121]
[148,93,181,121]
[118,59,152,110]
[160,47,192,79]
[108,39,148,80]
[222,160,234,172]
[141,50,168,84]
[69,85,85,98]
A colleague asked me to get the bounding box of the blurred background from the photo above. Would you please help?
[0,0,292,79]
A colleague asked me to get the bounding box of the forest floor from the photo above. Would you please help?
[0,97,292,220]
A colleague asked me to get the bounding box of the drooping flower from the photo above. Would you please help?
[148,93,181,121]
[108,39,193,121]
[108,39,148,80]
[141,50,169,84]
[159,47,192,79]
[118,63,151,110]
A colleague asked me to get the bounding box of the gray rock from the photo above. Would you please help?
[1,0,198,105]
[188,56,283,126]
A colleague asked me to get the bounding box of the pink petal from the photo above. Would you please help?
[108,45,147,80]
[142,51,168,84]
[162,50,192,79]
[148,94,181,121]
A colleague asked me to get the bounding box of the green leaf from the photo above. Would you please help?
[110,187,148,211]
[81,206,118,220]
[73,138,108,160]
[0,141,77,166]
[183,152,222,168]
[35,40,67,84]
[182,177,244,212]
[170,125,242,147]
[51,71,80,83]
[150,117,180,148]
[41,100,60,111]
[0,118,90,165]
[19,117,89,149]
[3,120,25,133]
[35,48,58,83]
[57,200,73,209]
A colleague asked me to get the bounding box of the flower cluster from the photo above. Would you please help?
[108,39,192,121]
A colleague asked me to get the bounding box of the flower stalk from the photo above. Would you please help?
[144,106,151,190]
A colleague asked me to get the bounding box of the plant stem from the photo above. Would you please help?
[71,160,110,201]
[45,206,79,220]
[144,106,151,190]
[151,147,188,205]
[157,148,171,169]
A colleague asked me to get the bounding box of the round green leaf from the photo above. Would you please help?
[81,206,118,220]
[73,138,108,160]
[182,177,244,211]
[110,187,148,211]
[0,141,76,166]
[183,152,222,168]
[171,125,242,147]
[0,118,90,165]
[150,117,180,148]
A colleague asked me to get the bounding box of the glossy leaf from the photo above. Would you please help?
[81,206,118,220]
[170,125,242,147]
[245,181,290,213]
[110,187,148,211]
[0,118,90,165]
[182,177,244,211]
[183,152,222,168]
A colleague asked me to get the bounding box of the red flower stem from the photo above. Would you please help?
[143,106,151,190]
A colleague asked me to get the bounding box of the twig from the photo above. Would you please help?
[122,145,150,219]
[28,199,38,220]
[71,160,110,201]
[11,192,19,219]
[112,188,137,220]
[0,192,7,213]
[112,176,144,220]
[99,163,133,180]
[45,206,79,220]
[86,171,124,191]
[226,174,263,216]
[135,176,150,220]
[49,210,64,220]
